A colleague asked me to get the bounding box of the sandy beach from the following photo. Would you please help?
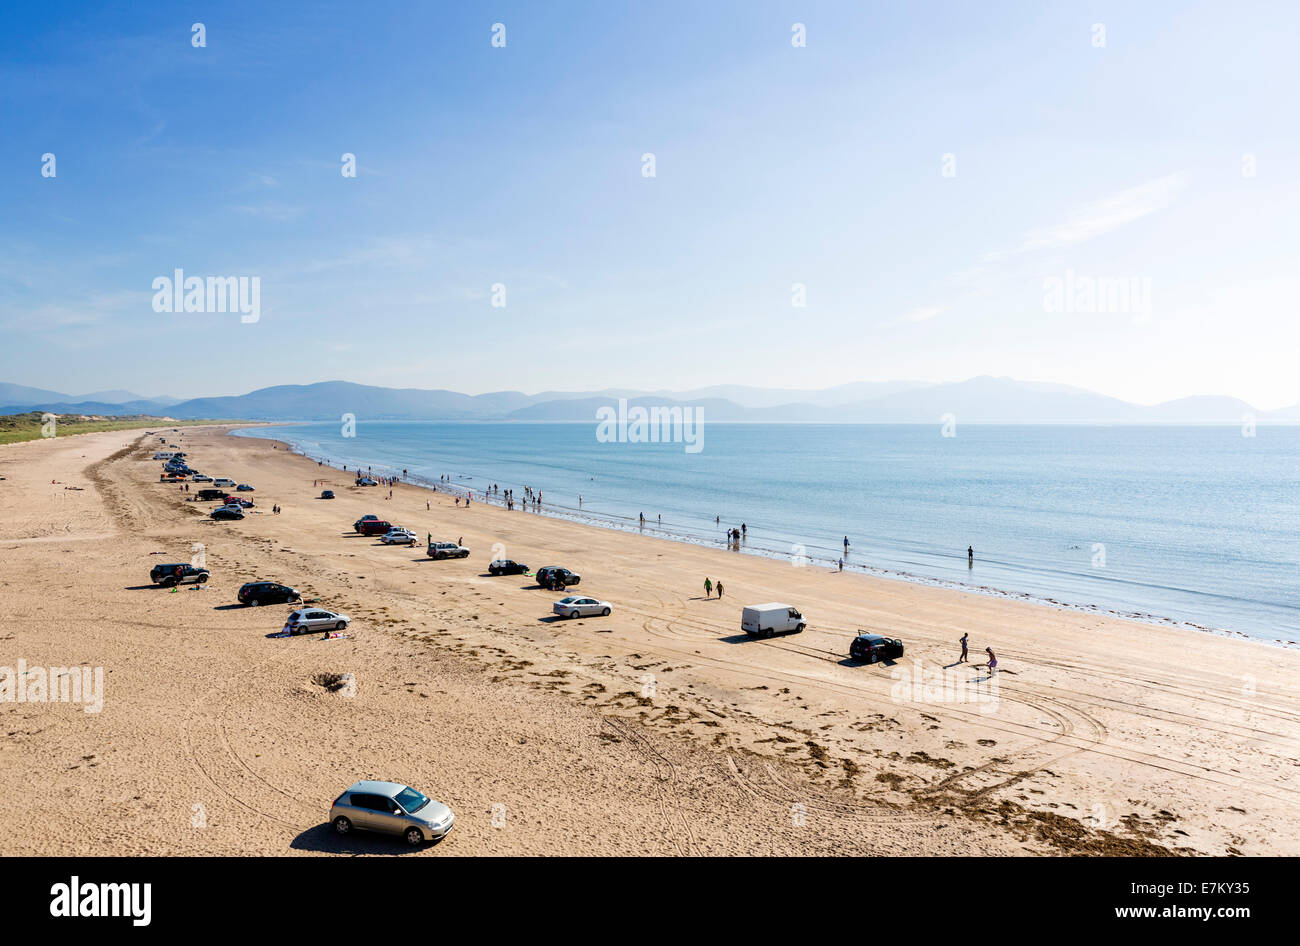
[1,424,1298,856]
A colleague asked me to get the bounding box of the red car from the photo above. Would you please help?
[356,519,392,536]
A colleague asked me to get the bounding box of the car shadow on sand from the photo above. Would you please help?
[838,656,898,668]
[290,823,445,855]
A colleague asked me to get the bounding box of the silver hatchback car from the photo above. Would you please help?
[284,608,350,634]
[330,781,455,845]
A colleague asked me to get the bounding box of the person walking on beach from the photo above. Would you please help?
[715,580,723,599]
[427,499,430,510]
[985,647,997,674]
[704,577,712,598]
[959,632,968,662]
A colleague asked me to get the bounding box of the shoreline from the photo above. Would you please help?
[233,424,1290,651]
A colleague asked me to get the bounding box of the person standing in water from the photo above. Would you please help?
[968,545,974,566]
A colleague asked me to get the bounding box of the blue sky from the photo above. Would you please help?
[2,1,1298,407]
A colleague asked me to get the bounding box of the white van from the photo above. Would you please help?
[153,451,176,460]
[741,603,806,638]
[212,477,236,488]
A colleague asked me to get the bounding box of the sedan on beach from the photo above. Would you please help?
[236,483,254,491]
[284,609,350,634]
[211,505,244,520]
[488,559,528,575]
[381,528,419,546]
[553,596,611,619]
[330,781,455,846]
[320,490,335,499]
[238,581,301,607]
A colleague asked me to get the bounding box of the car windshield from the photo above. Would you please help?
[395,787,429,813]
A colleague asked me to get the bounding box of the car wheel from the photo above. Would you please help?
[197,574,208,583]
[601,607,610,616]
[569,611,580,620]
[762,628,775,639]
[250,599,259,607]
[795,623,805,633]
[405,827,424,846]
[335,621,346,631]
[333,816,352,836]
[868,652,878,664]
[162,577,176,587]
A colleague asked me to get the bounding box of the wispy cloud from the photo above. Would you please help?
[988,172,1190,261]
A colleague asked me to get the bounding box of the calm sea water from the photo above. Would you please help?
[234,422,1300,644]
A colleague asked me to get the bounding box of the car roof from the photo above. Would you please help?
[346,780,407,797]
[746,602,793,611]
[855,633,886,642]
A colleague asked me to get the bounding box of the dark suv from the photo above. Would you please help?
[150,563,210,587]
[237,581,301,607]
[535,566,580,589]
[849,633,904,663]
[488,559,528,575]
[353,514,379,532]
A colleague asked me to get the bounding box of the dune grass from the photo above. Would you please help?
[0,412,230,445]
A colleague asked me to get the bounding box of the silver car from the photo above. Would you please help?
[329,780,455,845]
[552,595,612,619]
[381,528,418,546]
[284,608,350,635]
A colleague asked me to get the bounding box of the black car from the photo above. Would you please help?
[237,581,301,607]
[849,633,904,663]
[149,563,210,587]
[488,559,528,575]
[195,488,227,501]
[235,484,255,491]
[211,506,245,520]
[320,490,335,499]
[535,566,580,589]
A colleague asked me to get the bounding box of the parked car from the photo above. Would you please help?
[741,603,806,638]
[356,477,379,486]
[283,608,350,634]
[237,581,301,607]
[353,514,379,531]
[211,506,245,521]
[536,566,580,589]
[428,541,470,559]
[320,490,335,499]
[488,559,528,575]
[329,781,455,846]
[192,474,214,483]
[224,496,254,508]
[356,519,392,537]
[849,633,905,663]
[149,563,209,587]
[212,477,236,488]
[381,528,419,546]
[235,484,254,491]
[194,488,225,501]
[553,595,612,619]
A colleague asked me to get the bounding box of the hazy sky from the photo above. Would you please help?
[2,1,1298,407]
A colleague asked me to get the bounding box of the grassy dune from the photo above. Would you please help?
[0,411,230,445]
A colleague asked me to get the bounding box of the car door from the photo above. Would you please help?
[348,793,383,831]
[367,795,405,835]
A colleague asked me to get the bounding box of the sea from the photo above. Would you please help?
[233,422,1300,645]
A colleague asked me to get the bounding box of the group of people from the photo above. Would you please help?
[702,577,725,598]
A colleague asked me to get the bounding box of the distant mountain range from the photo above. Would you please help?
[2,377,1297,424]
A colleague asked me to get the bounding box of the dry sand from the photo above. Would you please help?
[1,425,1297,856]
